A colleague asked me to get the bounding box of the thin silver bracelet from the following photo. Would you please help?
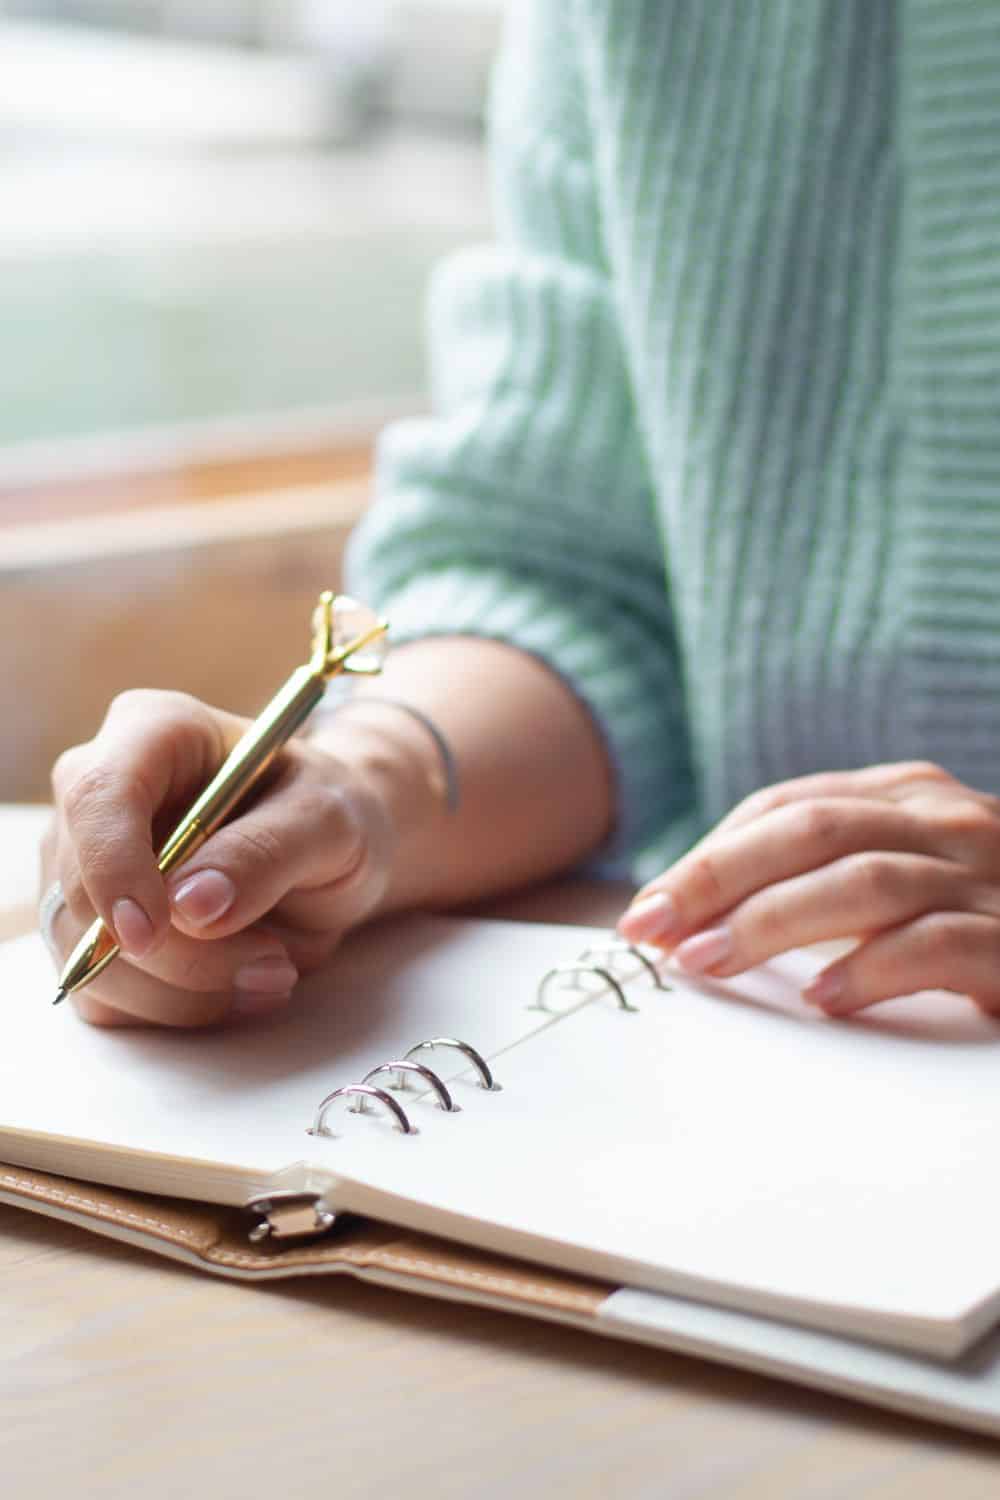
[316,695,460,813]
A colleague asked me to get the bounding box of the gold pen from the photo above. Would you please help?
[54,592,388,1006]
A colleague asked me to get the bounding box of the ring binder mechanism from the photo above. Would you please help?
[576,941,669,991]
[245,1189,337,1244]
[533,941,666,1015]
[308,1036,500,1140]
[305,943,659,1153]
[253,945,657,1242]
[362,1060,458,1112]
[403,1037,500,1092]
[310,1082,417,1137]
[535,964,637,1014]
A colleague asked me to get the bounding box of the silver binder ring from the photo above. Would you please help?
[309,1083,415,1138]
[362,1060,458,1112]
[404,1037,500,1092]
[535,964,637,1014]
[576,940,669,991]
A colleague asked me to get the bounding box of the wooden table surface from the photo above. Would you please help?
[3,804,1000,1498]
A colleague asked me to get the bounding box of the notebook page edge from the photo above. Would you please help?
[597,1286,1000,1435]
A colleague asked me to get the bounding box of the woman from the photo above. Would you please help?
[41,0,1000,1025]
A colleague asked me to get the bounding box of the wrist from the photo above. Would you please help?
[319,696,459,814]
[310,701,457,912]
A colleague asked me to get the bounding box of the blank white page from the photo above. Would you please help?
[309,952,1000,1358]
[0,916,603,1201]
[599,1285,1000,1439]
[4,921,1000,1358]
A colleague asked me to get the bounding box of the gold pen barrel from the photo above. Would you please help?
[156,664,326,875]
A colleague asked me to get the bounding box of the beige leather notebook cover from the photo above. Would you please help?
[6,1162,1000,1441]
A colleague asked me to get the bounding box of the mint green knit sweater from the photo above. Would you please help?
[348,0,1000,879]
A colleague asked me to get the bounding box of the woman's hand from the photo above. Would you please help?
[618,761,1000,1015]
[41,689,395,1028]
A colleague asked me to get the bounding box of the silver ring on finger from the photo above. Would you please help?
[38,880,67,962]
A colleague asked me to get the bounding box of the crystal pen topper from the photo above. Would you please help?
[52,593,389,1006]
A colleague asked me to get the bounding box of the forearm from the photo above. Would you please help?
[311,636,614,911]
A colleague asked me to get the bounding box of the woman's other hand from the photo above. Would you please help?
[618,762,1000,1016]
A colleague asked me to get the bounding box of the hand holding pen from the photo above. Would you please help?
[40,594,394,1028]
[40,589,619,1032]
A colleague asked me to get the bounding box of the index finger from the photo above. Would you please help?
[618,797,931,947]
[52,690,235,958]
[712,762,960,838]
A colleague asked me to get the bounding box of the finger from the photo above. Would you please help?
[669,853,979,978]
[164,762,366,940]
[119,926,298,997]
[618,799,935,947]
[254,919,347,977]
[711,761,958,838]
[71,994,135,1028]
[52,692,234,959]
[63,941,293,1028]
[49,900,234,1026]
[70,960,292,1029]
[801,912,1000,1016]
[38,814,59,902]
[71,962,234,1028]
[51,871,298,1020]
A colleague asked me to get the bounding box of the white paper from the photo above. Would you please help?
[3,919,1000,1358]
[0,916,597,1199]
[599,1287,1000,1438]
[292,948,1000,1356]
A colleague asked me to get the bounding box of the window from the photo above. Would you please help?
[1,1,499,475]
[0,2,502,801]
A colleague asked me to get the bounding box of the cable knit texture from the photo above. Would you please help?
[348,0,1000,879]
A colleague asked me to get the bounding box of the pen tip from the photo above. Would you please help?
[52,987,67,1007]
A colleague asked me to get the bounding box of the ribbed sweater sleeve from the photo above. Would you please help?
[346,0,694,868]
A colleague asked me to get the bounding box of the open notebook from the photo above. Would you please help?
[3,913,1000,1427]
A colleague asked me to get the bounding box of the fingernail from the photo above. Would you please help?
[231,988,293,1019]
[617,891,679,945]
[803,970,845,1011]
[233,956,299,994]
[112,896,155,958]
[169,869,236,928]
[674,925,732,975]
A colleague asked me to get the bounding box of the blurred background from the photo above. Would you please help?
[0,0,499,803]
